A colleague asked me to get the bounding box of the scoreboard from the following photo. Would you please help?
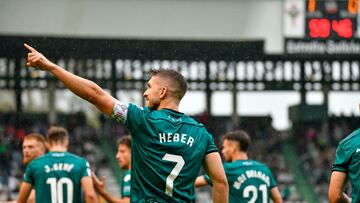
[306,0,357,39]
[284,0,360,54]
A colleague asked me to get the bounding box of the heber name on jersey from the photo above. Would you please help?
[44,163,74,173]
[233,170,271,189]
[159,132,194,147]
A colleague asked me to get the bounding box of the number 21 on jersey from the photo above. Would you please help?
[243,184,268,203]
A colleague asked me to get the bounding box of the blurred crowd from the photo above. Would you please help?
[295,115,359,203]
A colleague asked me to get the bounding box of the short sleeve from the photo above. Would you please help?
[203,174,213,186]
[268,170,278,188]
[205,132,218,155]
[332,143,349,173]
[23,164,34,185]
[124,103,145,133]
[121,172,131,197]
[81,161,91,178]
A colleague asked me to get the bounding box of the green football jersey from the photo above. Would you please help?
[204,160,277,203]
[112,101,218,203]
[121,169,131,198]
[332,128,360,203]
[23,151,91,203]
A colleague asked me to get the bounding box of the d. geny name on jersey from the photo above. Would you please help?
[44,163,74,173]
[159,132,194,147]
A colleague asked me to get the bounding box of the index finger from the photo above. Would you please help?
[91,171,99,181]
[24,43,38,53]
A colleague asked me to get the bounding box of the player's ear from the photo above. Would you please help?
[64,139,69,148]
[159,87,167,99]
[45,142,51,150]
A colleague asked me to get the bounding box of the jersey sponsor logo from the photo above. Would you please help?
[123,186,131,194]
[51,152,65,157]
[44,163,74,173]
[167,115,182,122]
[158,132,194,147]
[124,174,131,182]
[243,161,253,166]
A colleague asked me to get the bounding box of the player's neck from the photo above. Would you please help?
[232,152,248,162]
[48,145,67,152]
[157,99,179,111]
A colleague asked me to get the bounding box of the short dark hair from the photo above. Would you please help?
[149,68,188,100]
[117,135,131,149]
[223,130,251,152]
[47,126,69,144]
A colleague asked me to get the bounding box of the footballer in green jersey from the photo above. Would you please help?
[17,126,97,203]
[92,135,131,203]
[112,101,219,202]
[329,128,360,203]
[203,160,278,203]
[23,152,91,203]
[121,170,131,198]
[195,130,283,203]
[110,69,228,202]
[24,45,229,203]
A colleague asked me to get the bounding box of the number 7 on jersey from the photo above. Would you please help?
[162,153,185,197]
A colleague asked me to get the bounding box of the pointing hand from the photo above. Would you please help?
[24,43,55,71]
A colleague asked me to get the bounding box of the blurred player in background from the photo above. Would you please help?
[195,130,283,203]
[6,133,46,203]
[17,126,98,203]
[328,127,360,203]
[92,135,131,203]
[20,133,46,203]
[24,43,228,203]
[22,133,46,166]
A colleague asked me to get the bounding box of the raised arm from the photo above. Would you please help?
[203,152,229,203]
[24,43,115,116]
[328,171,352,203]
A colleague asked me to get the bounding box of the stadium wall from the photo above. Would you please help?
[0,0,283,53]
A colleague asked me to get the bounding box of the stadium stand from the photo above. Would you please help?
[294,115,359,203]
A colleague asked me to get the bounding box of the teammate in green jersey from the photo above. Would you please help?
[22,133,46,166]
[24,43,228,203]
[21,133,47,203]
[195,130,283,203]
[329,127,360,203]
[17,126,98,203]
[92,135,131,203]
[7,133,46,203]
